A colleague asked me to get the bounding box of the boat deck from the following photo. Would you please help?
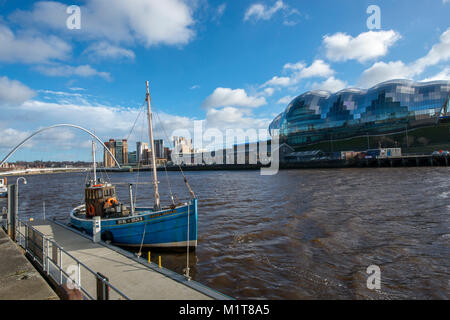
[26,219,228,300]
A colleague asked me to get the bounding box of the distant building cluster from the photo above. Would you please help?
[104,138,171,168]
[0,162,14,169]
[173,136,193,154]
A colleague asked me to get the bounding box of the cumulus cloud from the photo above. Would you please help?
[202,87,267,109]
[310,77,347,93]
[10,0,196,47]
[206,107,270,130]
[297,59,335,79]
[358,61,413,88]
[358,27,450,87]
[263,60,336,88]
[0,95,271,158]
[323,30,401,63]
[0,24,71,64]
[263,76,293,87]
[0,76,36,106]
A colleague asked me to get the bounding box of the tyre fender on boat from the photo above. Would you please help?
[87,204,95,217]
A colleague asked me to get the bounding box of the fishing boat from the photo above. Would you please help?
[0,178,7,198]
[69,82,198,249]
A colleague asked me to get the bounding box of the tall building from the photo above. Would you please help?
[136,142,149,164]
[128,151,137,164]
[103,138,129,167]
[115,140,123,165]
[104,139,116,168]
[154,139,164,159]
[269,79,450,152]
[173,136,193,154]
[122,139,128,165]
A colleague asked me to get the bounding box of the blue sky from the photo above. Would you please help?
[0,0,449,161]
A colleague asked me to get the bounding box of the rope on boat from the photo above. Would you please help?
[185,204,191,280]
[137,222,147,258]
[134,111,146,207]
[163,163,176,206]
[151,99,196,199]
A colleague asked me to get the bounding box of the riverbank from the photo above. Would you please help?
[100,154,449,172]
[0,168,88,177]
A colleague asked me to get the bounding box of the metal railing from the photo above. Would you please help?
[15,219,130,300]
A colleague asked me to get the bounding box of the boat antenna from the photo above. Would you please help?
[145,81,161,210]
[91,139,97,184]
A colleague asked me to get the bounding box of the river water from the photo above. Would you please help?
[1,168,449,299]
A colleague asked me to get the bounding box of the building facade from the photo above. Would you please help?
[173,136,193,154]
[136,142,148,164]
[154,139,164,159]
[269,80,450,152]
[103,139,129,167]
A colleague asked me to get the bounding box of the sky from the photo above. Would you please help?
[0,0,449,161]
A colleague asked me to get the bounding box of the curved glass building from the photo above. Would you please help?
[269,79,450,152]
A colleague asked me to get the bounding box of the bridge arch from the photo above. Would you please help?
[0,124,121,168]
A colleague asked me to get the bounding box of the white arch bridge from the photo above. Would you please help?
[0,124,121,168]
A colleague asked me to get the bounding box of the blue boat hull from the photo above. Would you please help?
[69,198,197,248]
[0,192,7,198]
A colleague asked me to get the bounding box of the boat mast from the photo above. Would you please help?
[92,140,97,184]
[145,81,161,210]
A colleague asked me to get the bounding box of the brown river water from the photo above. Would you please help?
[1,168,449,299]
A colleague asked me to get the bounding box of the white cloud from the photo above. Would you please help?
[310,77,347,93]
[358,61,413,88]
[83,42,135,60]
[0,24,71,64]
[10,0,196,47]
[0,76,36,106]
[0,127,32,149]
[263,87,275,96]
[263,76,293,87]
[323,30,401,63]
[244,0,285,21]
[358,27,450,87]
[297,59,335,79]
[0,95,271,158]
[263,59,335,88]
[420,67,450,82]
[412,28,450,73]
[205,107,271,146]
[35,64,111,80]
[243,0,301,26]
[276,95,295,105]
[202,87,267,109]
[283,61,306,71]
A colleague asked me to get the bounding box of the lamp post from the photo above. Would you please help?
[15,177,27,219]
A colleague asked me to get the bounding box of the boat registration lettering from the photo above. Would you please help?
[116,216,145,225]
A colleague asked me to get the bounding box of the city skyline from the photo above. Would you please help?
[0,1,449,161]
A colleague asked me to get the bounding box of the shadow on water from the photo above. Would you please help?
[4,167,450,299]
